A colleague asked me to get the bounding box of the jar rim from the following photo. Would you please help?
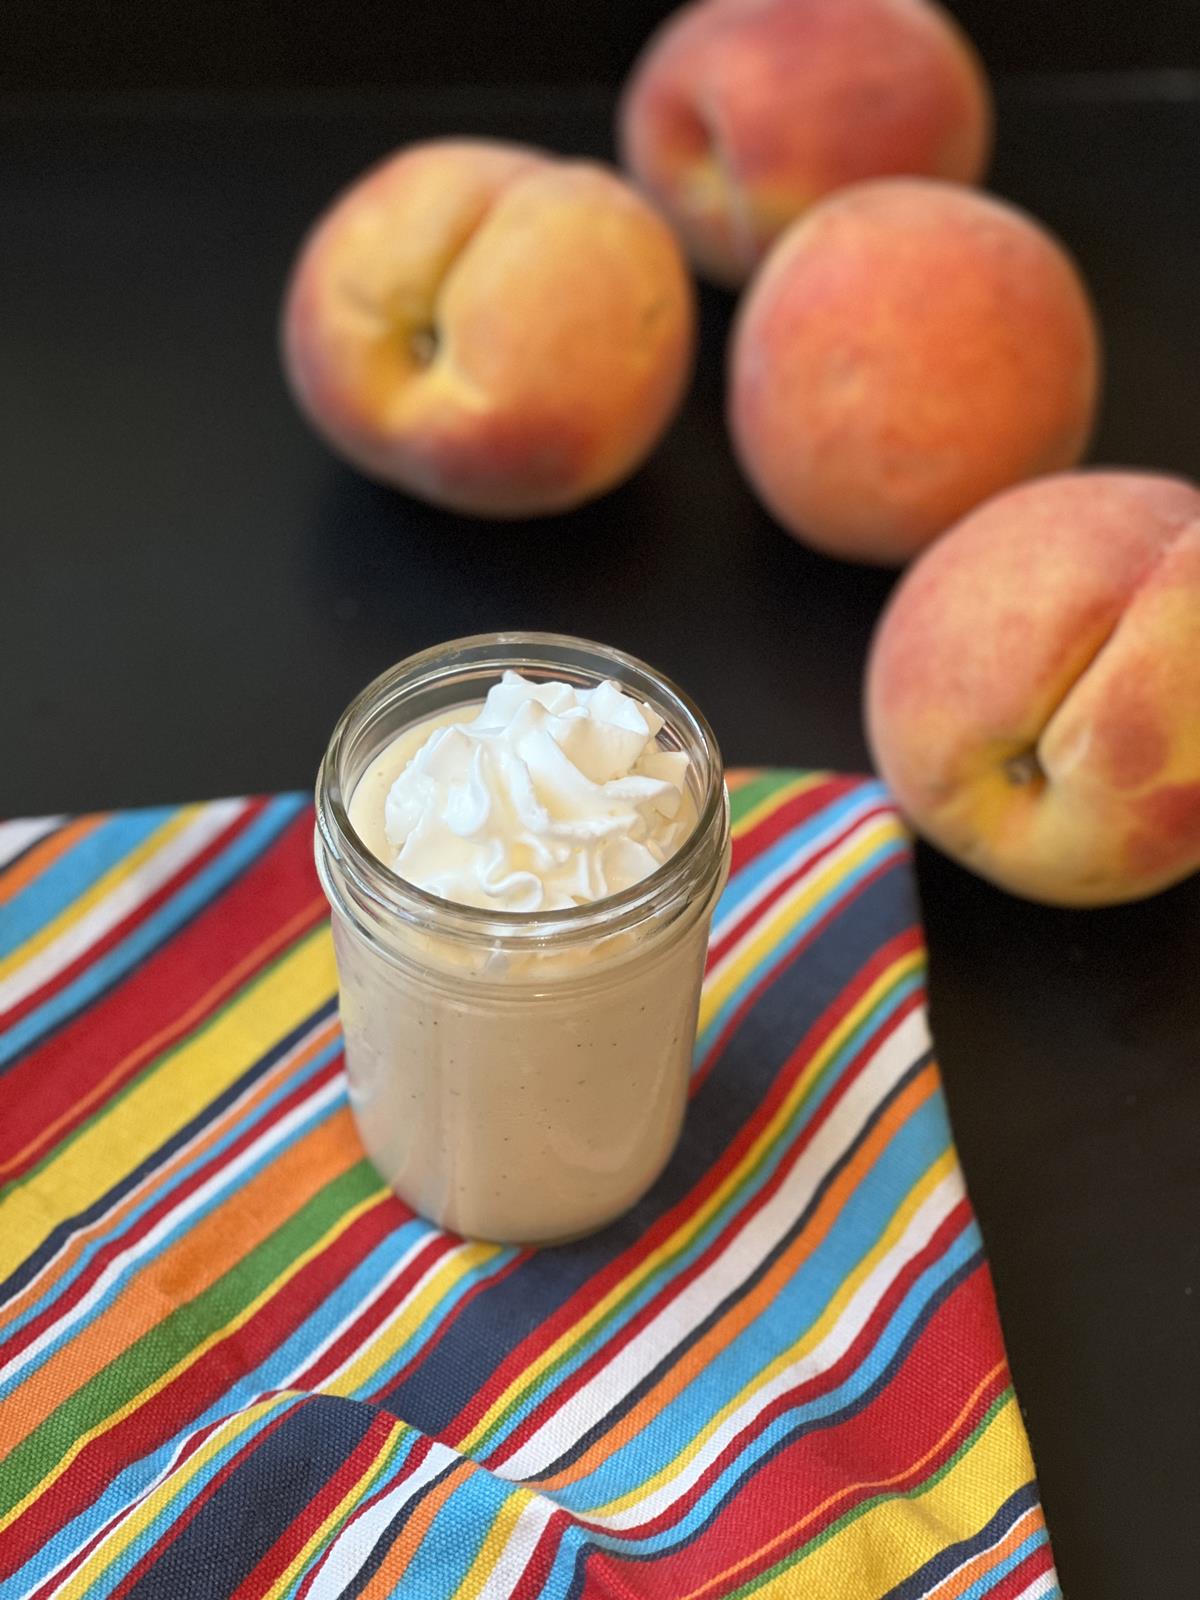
[315,631,729,950]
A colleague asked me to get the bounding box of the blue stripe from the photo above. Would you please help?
[0,796,305,1067]
[960,1528,1050,1599]
[0,811,170,959]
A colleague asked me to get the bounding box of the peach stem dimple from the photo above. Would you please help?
[408,326,439,368]
[1004,748,1045,788]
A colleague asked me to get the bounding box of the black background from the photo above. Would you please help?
[3,3,1200,1597]
[3,0,1200,88]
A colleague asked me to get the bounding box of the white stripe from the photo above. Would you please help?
[498,1005,932,1481]
[304,1440,461,1600]
[705,812,898,995]
[0,815,66,871]
[287,1240,476,1397]
[921,1505,1042,1599]
[0,1010,337,1325]
[1008,1571,1058,1600]
[476,1494,560,1599]
[0,1077,342,1388]
[711,790,884,945]
[586,1169,964,1530]
[0,798,246,1011]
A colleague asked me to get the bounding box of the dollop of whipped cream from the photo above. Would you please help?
[384,671,692,912]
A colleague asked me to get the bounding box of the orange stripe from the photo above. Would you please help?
[678,1359,1010,1600]
[530,1064,940,1490]
[0,897,327,1182]
[0,1109,359,1452]
[357,1459,475,1597]
[0,1015,340,1338]
[0,818,105,906]
[933,1503,1046,1599]
[725,769,762,794]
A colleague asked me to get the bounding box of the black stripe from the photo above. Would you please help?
[125,1394,374,1600]
[0,998,337,1306]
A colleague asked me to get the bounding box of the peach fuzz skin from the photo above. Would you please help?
[728,179,1101,566]
[282,140,695,518]
[866,472,1200,907]
[618,0,991,287]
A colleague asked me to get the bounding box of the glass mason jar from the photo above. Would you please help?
[315,633,730,1245]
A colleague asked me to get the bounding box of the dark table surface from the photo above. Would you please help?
[4,75,1199,1598]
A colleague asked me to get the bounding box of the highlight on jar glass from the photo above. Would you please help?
[315,633,731,1246]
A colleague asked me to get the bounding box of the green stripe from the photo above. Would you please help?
[729,772,812,829]
[0,1158,380,1519]
[728,1389,1014,1599]
[0,923,332,1206]
[469,961,924,1456]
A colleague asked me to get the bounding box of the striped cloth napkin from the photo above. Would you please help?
[0,772,1059,1600]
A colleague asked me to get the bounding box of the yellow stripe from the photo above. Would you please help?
[686,1387,1033,1600]
[586,1149,957,1520]
[449,1483,540,1600]
[700,813,908,1035]
[264,1419,410,1600]
[0,1189,380,1536]
[731,774,827,841]
[323,1241,503,1399]
[54,1394,296,1599]
[0,925,336,1278]
[458,945,924,1454]
[0,807,203,983]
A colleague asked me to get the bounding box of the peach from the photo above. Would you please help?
[618,0,991,286]
[728,179,1101,565]
[866,471,1200,906]
[282,139,695,517]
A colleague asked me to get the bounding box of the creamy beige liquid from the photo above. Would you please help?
[338,706,713,1244]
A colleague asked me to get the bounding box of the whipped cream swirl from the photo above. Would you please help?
[383,671,693,912]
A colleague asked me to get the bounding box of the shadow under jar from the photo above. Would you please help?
[315,633,731,1245]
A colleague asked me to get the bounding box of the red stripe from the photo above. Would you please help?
[578,1268,1010,1597]
[0,1193,396,1577]
[445,926,924,1449]
[986,1545,1057,1600]
[0,1048,342,1369]
[509,1505,578,1600]
[0,809,324,1179]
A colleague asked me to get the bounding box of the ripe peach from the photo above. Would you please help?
[282,139,695,517]
[866,471,1200,906]
[728,179,1101,564]
[618,0,991,286]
